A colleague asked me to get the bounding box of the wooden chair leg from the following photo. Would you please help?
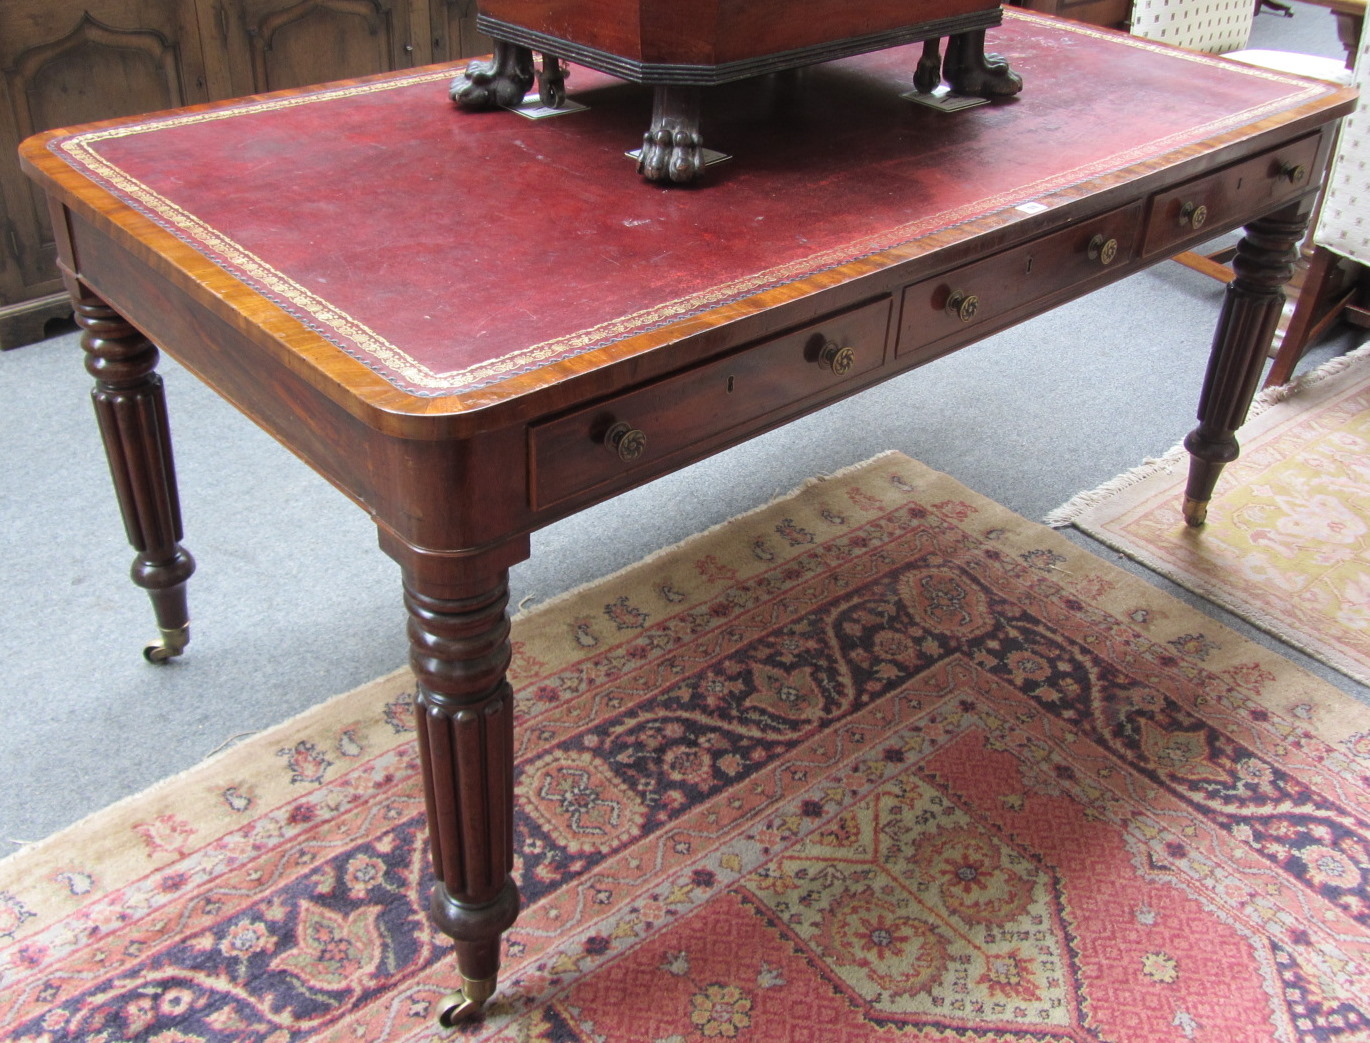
[1264,245,1344,387]
[1174,248,1237,284]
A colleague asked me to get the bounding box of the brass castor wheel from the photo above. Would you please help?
[437,975,496,1029]
[143,624,190,663]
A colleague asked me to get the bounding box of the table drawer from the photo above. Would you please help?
[530,298,892,509]
[897,202,1144,360]
[1141,135,1321,257]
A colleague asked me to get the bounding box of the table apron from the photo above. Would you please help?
[52,128,1333,561]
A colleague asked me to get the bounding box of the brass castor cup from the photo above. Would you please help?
[437,975,497,1028]
[143,623,190,663]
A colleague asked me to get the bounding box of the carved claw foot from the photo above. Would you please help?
[944,30,1023,98]
[914,38,945,94]
[450,40,536,110]
[639,127,705,183]
[965,50,1024,97]
[638,85,705,184]
[143,623,190,663]
[437,975,497,1028]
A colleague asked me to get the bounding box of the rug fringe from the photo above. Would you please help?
[1043,447,1188,527]
[1260,339,1370,403]
[1044,342,1370,527]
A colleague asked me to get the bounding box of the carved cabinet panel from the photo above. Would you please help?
[431,0,491,63]
[0,0,212,346]
[200,0,427,98]
[1,0,485,348]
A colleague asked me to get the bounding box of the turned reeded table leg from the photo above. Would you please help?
[390,543,523,1025]
[77,296,196,662]
[1183,199,1313,526]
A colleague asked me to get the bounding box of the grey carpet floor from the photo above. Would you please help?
[3,4,1367,852]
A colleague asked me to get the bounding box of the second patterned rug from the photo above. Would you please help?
[1050,345,1370,687]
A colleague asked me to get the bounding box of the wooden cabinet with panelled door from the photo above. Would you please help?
[431,0,491,66]
[0,0,486,349]
[0,0,211,348]
[202,0,426,98]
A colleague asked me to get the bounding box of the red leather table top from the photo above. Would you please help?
[36,12,1335,402]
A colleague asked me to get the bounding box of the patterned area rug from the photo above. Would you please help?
[3,451,1369,1042]
[1048,345,1370,688]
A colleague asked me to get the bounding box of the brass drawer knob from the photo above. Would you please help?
[819,340,856,375]
[1179,202,1208,229]
[946,290,979,323]
[1088,233,1119,266]
[603,420,647,462]
[1280,162,1308,184]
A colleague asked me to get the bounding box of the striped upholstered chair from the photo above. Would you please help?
[1129,0,1363,380]
[1266,30,1369,385]
[1128,0,1256,54]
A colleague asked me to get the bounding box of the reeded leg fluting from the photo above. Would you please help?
[397,551,522,1025]
[77,296,195,662]
[1183,200,1313,526]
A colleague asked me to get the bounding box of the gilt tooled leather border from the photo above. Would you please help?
[46,12,1328,398]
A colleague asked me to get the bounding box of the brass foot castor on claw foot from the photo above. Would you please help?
[437,975,497,1028]
[144,623,190,663]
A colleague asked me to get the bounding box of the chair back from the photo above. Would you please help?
[1129,0,1254,52]
[1315,34,1370,267]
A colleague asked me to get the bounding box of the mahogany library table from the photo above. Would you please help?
[19,10,1357,1026]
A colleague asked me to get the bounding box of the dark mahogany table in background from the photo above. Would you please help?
[20,11,1356,1025]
